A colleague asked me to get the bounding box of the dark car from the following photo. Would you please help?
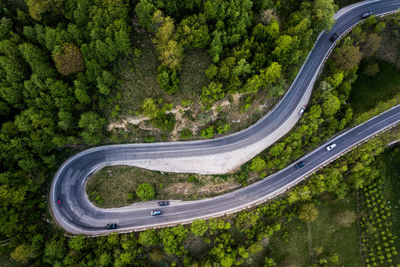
[295,161,305,169]
[106,224,119,230]
[151,210,163,216]
[158,201,169,206]
[361,11,372,19]
[330,33,339,42]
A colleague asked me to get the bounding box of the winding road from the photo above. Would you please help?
[50,0,400,235]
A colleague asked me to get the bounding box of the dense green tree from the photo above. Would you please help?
[135,0,156,31]
[321,92,340,116]
[312,0,336,32]
[332,45,362,71]
[78,112,105,144]
[53,43,85,76]
[18,43,56,79]
[11,244,34,264]
[361,33,381,58]
[152,10,183,70]
[68,235,85,251]
[250,157,267,172]
[191,219,208,237]
[159,225,188,256]
[139,229,158,246]
[178,14,210,49]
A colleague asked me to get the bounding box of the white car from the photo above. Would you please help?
[298,106,307,115]
[326,143,337,151]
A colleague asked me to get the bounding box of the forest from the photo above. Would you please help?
[0,0,399,266]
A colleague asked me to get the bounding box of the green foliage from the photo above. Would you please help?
[201,81,224,105]
[332,45,363,71]
[158,65,179,94]
[321,93,341,116]
[78,112,106,144]
[152,10,183,70]
[201,125,214,138]
[179,127,193,140]
[159,225,188,256]
[298,203,319,223]
[188,175,198,183]
[139,229,158,246]
[250,156,267,172]
[135,0,156,31]
[142,98,160,119]
[177,14,210,49]
[312,0,336,32]
[135,183,155,201]
[11,244,34,264]
[68,235,85,251]
[191,219,208,237]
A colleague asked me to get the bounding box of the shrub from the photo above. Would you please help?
[179,128,193,140]
[250,157,267,172]
[158,65,179,94]
[136,183,155,201]
[188,175,198,183]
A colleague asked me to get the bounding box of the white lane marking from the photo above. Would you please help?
[356,112,399,135]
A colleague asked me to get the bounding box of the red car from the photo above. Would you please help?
[57,199,62,205]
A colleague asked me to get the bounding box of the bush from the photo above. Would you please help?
[201,126,214,138]
[136,183,155,201]
[152,113,176,132]
[158,65,179,94]
[188,175,198,183]
[250,157,267,172]
[179,128,193,140]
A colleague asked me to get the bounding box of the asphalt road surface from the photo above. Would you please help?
[50,0,400,235]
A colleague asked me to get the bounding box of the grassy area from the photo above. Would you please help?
[349,60,400,114]
[86,165,241,208]
[376,145,400,264]
[269,194,362,266]
[108,32,211,119]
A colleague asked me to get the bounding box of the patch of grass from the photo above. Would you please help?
[349,60,400,114]
[109,35,211,119]
[111,33,163,117]
[179,49,212,100]
[270,194,362,266]
[86,165,240,208]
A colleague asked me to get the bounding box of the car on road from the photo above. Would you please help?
[298,105,307,115]
[106,224,119,230]
[326,143,337,151]
[295,161,305,169]
[151,210,163,216]
[158,201,169,206]
[361,11,373,19]
[330,33,339,42]
[57,199,62,205]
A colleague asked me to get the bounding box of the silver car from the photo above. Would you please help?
[326,143,337,151]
